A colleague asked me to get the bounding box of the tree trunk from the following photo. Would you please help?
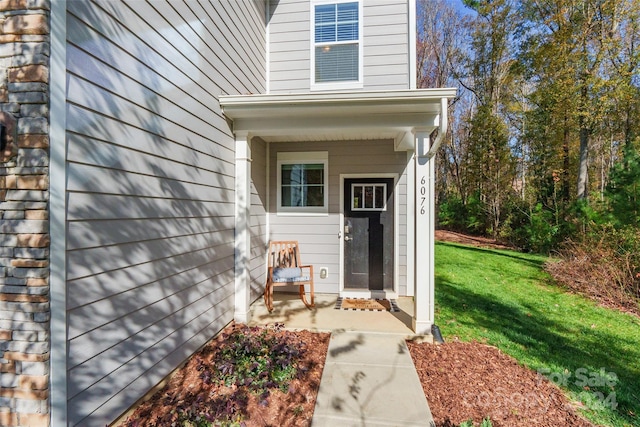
[577,125,589,200]
[562,113,571,202]
[577,79,590,200]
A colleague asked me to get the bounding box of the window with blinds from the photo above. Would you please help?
[313,1,360,84]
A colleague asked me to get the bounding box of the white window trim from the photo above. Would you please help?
[351,183,388,212]
[310,0,364,91]
[277,151,329,215]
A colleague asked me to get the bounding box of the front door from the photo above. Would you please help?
[343,178,394,291]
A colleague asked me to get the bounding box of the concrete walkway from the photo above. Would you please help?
[312,331,434,427]
[248,294,435,427]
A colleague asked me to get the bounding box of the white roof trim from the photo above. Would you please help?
[219,88,457,148]
[220,88,457,116]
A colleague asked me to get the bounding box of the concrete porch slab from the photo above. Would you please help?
[248,293,428,338]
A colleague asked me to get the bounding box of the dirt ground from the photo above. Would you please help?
[435,229,513,250]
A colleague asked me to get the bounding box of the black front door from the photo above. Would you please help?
[343,178,394,291]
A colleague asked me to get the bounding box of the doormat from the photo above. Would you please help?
[335,297,400,312]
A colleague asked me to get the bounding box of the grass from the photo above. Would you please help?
[435,241,640,427]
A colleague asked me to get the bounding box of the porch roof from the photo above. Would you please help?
[219,88,457,150]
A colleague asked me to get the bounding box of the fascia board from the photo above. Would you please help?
[231,113,439,135]
[220,88,457,119]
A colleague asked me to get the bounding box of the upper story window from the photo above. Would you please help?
[311,1,363,90]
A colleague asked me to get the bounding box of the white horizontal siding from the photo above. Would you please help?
[269,0,409,93]
[64,1,266,425]
[269,140,408,294]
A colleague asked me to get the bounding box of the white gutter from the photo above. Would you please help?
[220,88,457,112]
[426,97,449,158]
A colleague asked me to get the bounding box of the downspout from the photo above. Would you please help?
[426,97,448,158]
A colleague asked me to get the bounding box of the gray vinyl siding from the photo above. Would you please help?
[269,0,410,93]
[268,140,408,294]
[268,0,310,93]
[362,0,410,90]
[250,138,268,300]
[64,1,265,425]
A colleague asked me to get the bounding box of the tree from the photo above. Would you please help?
[468,104,517,235]
[606,145,640,226]
[459,0,519,235]
[520,0,627,201]
[418,0,639,249]
[416,0,468,88]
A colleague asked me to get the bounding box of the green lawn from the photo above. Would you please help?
[435,241,640,427]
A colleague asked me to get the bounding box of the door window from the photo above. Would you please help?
[351,183,387,211]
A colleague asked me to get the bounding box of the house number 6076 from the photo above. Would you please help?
[420,176,426,215]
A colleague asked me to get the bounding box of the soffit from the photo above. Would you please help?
[219,88,457,145]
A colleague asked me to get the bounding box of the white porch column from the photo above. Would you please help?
[234,132,252,323]
[413,130,435,334]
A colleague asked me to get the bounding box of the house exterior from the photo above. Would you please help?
[0,1,455,426]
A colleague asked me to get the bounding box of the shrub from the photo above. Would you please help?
[501,200,563,253]
[438,192,488,236]
[605,145,640,227]
[176,324,307,427]
[438,195,468,232]
[211,324,303,398]
[546,224,640,314]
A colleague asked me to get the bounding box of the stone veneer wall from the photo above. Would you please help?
[0,0,51,426]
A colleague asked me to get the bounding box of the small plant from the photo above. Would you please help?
[169,324,307,427]
[458,418,492,427]
[177,410,244,427]
[173,390,248,427]
[210,324,305,398]
[479,418,492,427]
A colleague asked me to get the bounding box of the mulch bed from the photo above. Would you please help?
[120,323,330,427]
[407,340,595,427]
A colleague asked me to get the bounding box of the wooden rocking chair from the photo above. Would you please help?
[265,241,315,312]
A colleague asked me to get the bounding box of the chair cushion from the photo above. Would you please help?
[272,267,309,283]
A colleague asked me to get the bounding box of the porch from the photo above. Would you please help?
[220,88,457,334]
[248,293,424,337]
